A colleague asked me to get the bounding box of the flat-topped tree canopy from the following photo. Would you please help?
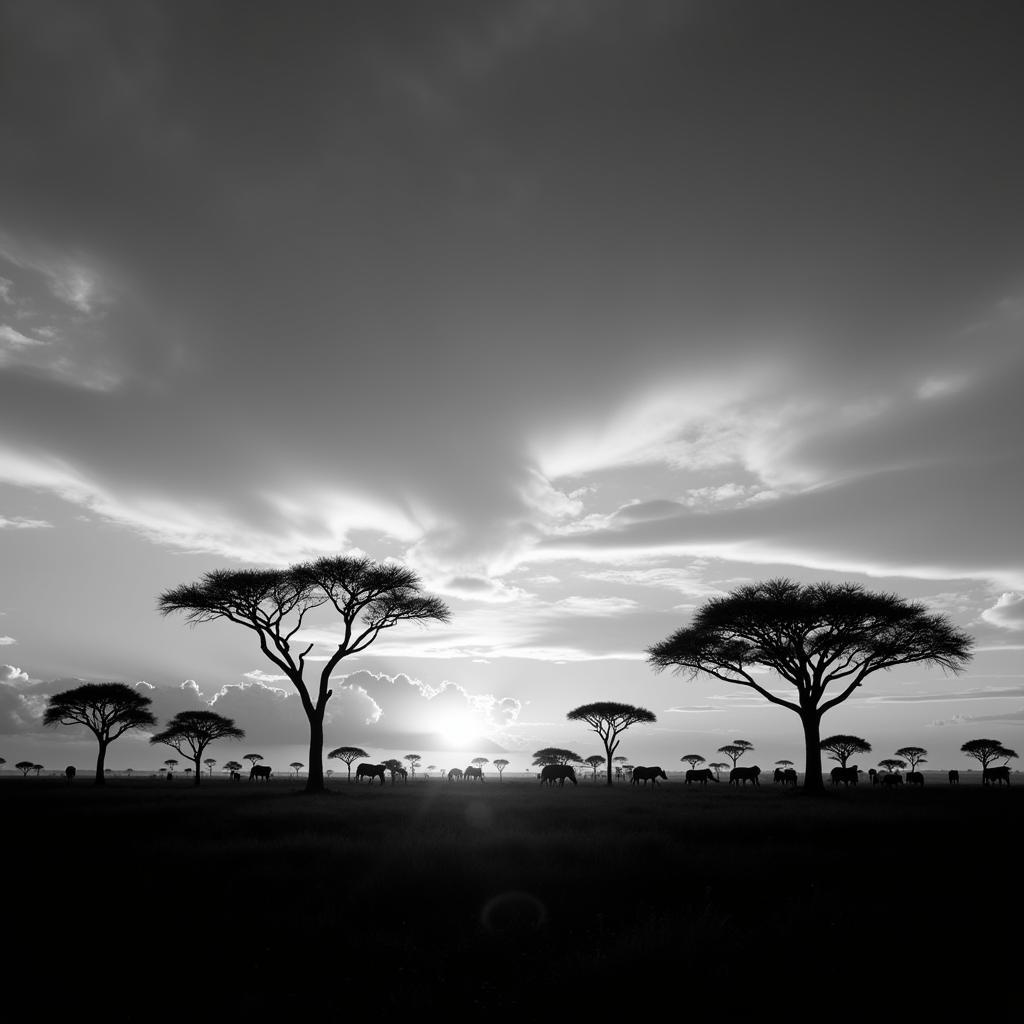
[150,710,244,786]
[648,579,973,790]
[567,702,657,787]
[158,555,450,793]
[820,735,872,769]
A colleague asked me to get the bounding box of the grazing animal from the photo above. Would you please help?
[906,771,924,787]
[355,763,386,785]
[730,766,761,786]
[869,768,879,785]
[631,766,668,786]
[948,770,959,785]
[447,768,463,782]
[540,765,578,787]
[249,764,272,782]
[64,765,76,783]
[782,768,798,786]
[983,765,1010,786]
[882,772,903,788]
[773,768,785,783]
[463,765,484,781]
[391,766,408,784]
[685,768,718,785]
[830,766,859,787]
[230,770,241,781]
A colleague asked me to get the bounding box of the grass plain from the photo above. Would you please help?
[3,775,1018,1013]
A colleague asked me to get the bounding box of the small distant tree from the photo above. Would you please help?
[326,768,335,777]
[960,739,1019,772]
[204,758,216,776]
[894,746,928,773]
[223,760,243,775]
[42,682,157,785]
[493,758,509,781]
[290,762,304,777]
[584,755,605,781]
[184,768,192,777]
[150,711,244,786]
[381,758,404,783]
[405,754,422,777]
[32,764,44,776]
[681,754,706,771]
[567,702,658,787]
[163,759,179,775]
[878,759,906,775]
[243,754,264,767]
[820,735,872,769]
[471,757,489,769]
[775,759,794,768]
[717,741,754,769]
[16,761,34,776]
[327,746,370,782]
[709,762,729,779]
[125,768,135,778]
[532,748,582,767]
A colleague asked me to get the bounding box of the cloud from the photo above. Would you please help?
[0,637,15,645]
[927,708,1024,728]
[1,324,46,348]
[868,686,1024,704]
[1,664,30,685]
[0,515,51,529]
[981,593,1024,631]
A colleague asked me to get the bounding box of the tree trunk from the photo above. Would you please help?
[193,754,202,786]
[346,763,352,783]
[95,739,107,785]
[801,711,824,791]
[305,712,325,793]
[605,750,614,787]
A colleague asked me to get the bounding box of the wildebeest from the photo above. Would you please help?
[249,764,272,782]
[983,765,1010,786]
[830,766,859,786]
[730,766,761,786]
[447,768,463,782]
[464,765,484,781]
[540,765,578,786]
[64,765,76,783]
[906,771,924,787]
[882,772,903,788]
[948,770,959,784]
[632,766,668,785]
[685,768,717,785]
[355,763,386,785]
[782,768,798,786]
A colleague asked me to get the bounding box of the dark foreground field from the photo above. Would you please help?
[3,778,1018,1012]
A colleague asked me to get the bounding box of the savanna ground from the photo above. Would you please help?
[3,775,1017,1013]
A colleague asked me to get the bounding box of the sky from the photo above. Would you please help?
[2,0,1023,777]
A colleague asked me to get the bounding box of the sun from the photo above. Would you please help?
[435,712,482,751]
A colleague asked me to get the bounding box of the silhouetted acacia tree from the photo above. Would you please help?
[648,580,973,791]
[894,746,927,772]
[290,762,304,776]
[878,759,906,774]
[584,755,604,781]
[381,758,404,783]
[820,735,872,768]
[159,557,450,793]
[224,760,243,775]
[16,760,34,776]
[243,754,264,767]
[42,682,157,785]
[775,759,794,768]
[471,757,488,771]
[566,702,657,787]
[204,758,216,776]
[163,759,178,775]
[327,746,369,782]
[681,754,706,770]
[709,762,728,779]
[150,711,245,786]
[405,754,421,777]
[717,741,754,768]
[532,748,582,766]
[960,739,1019,772]
[493,758,509,781]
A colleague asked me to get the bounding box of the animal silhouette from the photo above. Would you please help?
[249,764,272,782]
[685,768,717,785]
[391,766,408,784]
[447,768,463,782]
[64,765,76,783]
[983,765,1010,785]
[355,763,386,785]
[830,766,859,786]
[540,764,577,786]
[869,768,879,785]
[230,770,241,781]
[882,772,903,788]
[631,766,668,785]
[781,768,798,786]
[730,766,761,786]
[463,765,484,781]
[906,771,924,787]
[948,770,959,785]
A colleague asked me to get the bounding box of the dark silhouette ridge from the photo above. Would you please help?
[42,682,157,785]
[249,764,272,782]
[158,556,450,793]
[355,762,386,785]
[566,702,657,786]
[648,579,974,791]
[730,765,761,786]
[631,766,667,786]
[540,764,577,786]
[149,710,244,786]
[328,746,370,782]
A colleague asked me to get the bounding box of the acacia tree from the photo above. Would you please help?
[42,682,157,785]
[960,739,1019,772]
[150,711,244,786]
[15,761,34,776]
[405,754,421,777]
[709,762,729,779]
[159,557,450,794]
[532,747,582,767]
[584,755,605,781]
[493,758,509,781]
[163,759,179,775]
[820,735,872,769]
[243,754,264,768]
[878,758,906,775]
[471,757,489,772]
[204,758,217,776]
[717,741,754,768]
[567,702,657,787]
[224,760,243,775]
[681,754,707,771]
[290,762,304,777]
[327,746,369,782]
[894,746,928,773]
[648,579,973,791]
